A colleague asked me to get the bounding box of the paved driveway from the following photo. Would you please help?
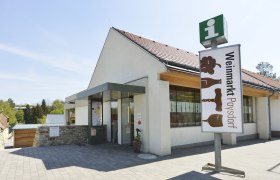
[0,139,279,180]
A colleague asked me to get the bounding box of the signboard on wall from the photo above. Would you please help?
[49,126,60,137]
[199,44,243,133]
[199,14,228,48]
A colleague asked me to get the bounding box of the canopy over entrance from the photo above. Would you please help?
[66,82,145,103]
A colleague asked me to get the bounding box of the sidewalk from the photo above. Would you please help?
[0,138,279,180]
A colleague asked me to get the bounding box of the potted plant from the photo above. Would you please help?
[133,128,141,152]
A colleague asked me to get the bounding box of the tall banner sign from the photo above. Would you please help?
[199,45,243,133]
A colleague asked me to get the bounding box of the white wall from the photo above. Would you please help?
[171,127,214,147]
[171,123,256,147]
[88,28,166,88]
[3,128,9,143]
[237,123,257,137]
[134,94,148,152]
[86,28,171,156]
[256,97,270,139]
[132,78,149,152]
[271,98,280,131]
[148,80,171,155]
[0,131,3,149]
[103,101,111,142]
[75,106,88,125]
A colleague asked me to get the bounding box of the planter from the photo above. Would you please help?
[133,129,141,152]
[133,139,141,152]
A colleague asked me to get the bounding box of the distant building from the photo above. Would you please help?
[46,114,65,125]
[13,124,41,148]
[13,106,27,111]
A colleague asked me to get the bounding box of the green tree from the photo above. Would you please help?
[37,115,46,124]
[256,62,279,80]
[30,104,44,124]
[41,99,48,115]
[34,104,43,119]
[50,108,64,114]
[7,98,15,108]
[0,100,16,126]
[50,100,64,114]
[15,109,24,124]
[24,104,32,124]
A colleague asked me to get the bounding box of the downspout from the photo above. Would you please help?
[268,88,275,140]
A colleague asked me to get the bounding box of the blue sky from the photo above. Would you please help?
[1,0,279,105]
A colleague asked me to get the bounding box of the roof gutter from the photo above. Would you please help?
[158,58,200,73]
[242,81,274,91]
[160,59,279,92]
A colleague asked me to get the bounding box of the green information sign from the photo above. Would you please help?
[199,14,228,48]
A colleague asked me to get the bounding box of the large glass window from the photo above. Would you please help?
[68,109,75,125]
[170,85,201,127]
[243,96,254,123]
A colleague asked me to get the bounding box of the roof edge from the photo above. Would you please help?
[112,27,170,69]
[243,70,280,91]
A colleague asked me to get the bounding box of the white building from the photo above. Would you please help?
[46,114,65,125]
[65,27,280,156]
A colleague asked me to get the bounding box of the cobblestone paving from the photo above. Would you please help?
[0,139,279,180]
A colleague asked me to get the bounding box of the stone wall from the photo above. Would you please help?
[33,125,89,147]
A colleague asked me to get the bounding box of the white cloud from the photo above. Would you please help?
[0,43,95,75]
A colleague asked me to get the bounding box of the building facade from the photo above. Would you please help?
[65,27,280,156]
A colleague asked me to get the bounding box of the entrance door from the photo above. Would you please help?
[111,101,118,143]
[121,98,134,144]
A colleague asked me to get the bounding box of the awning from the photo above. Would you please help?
[66,82,145,102]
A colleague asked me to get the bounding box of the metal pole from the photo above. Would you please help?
[214,133,222,170]
[211,40,222,170]
[211,40,218,49]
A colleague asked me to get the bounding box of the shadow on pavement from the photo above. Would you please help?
[169,171,221,180]
[172,138,279,157]
[267,163,280,174]
[10,138,279,172]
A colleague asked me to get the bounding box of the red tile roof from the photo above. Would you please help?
[113,27,280,91]
[241,69,272,88]
[242,69,280,89]
[113,28,199,69]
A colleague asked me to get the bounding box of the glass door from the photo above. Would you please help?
[130,98,134,143]
[121,98,134,144]
[111,101,118,143]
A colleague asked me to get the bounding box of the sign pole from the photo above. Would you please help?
[210,40,222,171]
[199,15,245,176]
[214,133,222,170]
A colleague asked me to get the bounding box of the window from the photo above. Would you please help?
[243,96,254,123]
[92,101,103,126]
[68,109,75,125]
[170,85,201,127]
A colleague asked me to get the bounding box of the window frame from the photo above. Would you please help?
[243,96,255,123]
[170,85,201,128]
